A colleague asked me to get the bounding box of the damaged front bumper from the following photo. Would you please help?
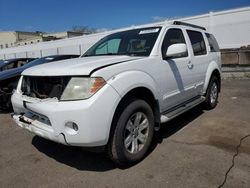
[11,112,67,144]
[11,83,121,147]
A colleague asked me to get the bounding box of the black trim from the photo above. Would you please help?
[173,21,206,31]
[89,58,141,76]
[161,95,201,115]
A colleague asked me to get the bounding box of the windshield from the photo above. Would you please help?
[83,27,161,57]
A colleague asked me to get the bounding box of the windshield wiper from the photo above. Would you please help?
[82,52,139,57]
[82,53,116,57]
[99,52,139,57]
[116,52,138,56]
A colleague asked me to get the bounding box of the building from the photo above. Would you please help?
[15,31,85,46]
[0,31,43,49]
[0,31,85,49]
[43,31,87,39]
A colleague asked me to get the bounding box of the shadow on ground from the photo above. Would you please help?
[153,104,204,144]
[32,137,117,171]
[32,105,204,171]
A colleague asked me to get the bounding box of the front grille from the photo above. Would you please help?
[21,76,71,100]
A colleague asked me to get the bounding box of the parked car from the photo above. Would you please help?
[0,58,36,72]
[0,55,79,110]
[11,21,221,165]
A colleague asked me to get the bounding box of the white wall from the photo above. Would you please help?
[179,7,250,49]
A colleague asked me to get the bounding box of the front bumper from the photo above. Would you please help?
[11,84,121,147]
[12,112,67,144]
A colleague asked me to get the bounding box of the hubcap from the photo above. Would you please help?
[210,82,218,104]
[124,112,149,154]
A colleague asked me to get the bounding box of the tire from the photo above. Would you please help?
[108,99,154,165]
[204,76,219,109]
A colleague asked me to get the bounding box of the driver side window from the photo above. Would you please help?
[17,60,28,67]
[95,39,121,55]
[161,28,188,58]
[2,62,15,71]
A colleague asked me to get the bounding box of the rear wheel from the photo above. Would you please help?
[108,99,154,165]
[204,76,219,109]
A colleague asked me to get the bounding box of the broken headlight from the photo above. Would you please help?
[60,77,106,101]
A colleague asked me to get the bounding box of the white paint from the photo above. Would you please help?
[166,43,187,57]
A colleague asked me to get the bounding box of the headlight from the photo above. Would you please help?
[60,77,106,100]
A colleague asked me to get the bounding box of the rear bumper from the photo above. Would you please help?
[11,84,121,147]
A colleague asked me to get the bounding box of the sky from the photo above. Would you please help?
[0,0,250,32]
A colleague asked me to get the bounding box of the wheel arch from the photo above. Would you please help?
[203,62,221,94]
[107,86,161,146]
[211,69,221,92]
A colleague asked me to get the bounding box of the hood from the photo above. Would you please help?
[0,67,24,81]
[22,56,143,76]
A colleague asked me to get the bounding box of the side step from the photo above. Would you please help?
[160,96,205,123]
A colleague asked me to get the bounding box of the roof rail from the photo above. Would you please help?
[173,21,206,31]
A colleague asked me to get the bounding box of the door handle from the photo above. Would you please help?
[187,61,194,69]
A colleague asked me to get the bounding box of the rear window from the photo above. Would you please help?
[187,30,207,56]
[205,33,220,52]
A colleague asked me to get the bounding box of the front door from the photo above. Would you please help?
[160,28,197,111]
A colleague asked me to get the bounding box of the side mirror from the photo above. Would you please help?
[165,43,187,59]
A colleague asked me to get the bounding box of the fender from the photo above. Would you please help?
[107,70,160,101]
[203,61,221,94]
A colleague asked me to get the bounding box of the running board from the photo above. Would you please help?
[160,96,205,123]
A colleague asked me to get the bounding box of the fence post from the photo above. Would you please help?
[79,44,82,55]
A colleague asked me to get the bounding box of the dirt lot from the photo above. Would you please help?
[0,79,250,188]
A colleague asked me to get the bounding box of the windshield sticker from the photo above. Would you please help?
[139,28,159,35]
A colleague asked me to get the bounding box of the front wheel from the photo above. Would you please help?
[108,99,154,165]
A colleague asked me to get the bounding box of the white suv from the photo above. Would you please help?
[11,21,221,165]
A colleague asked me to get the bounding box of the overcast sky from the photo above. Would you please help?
[0,0,250,32]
